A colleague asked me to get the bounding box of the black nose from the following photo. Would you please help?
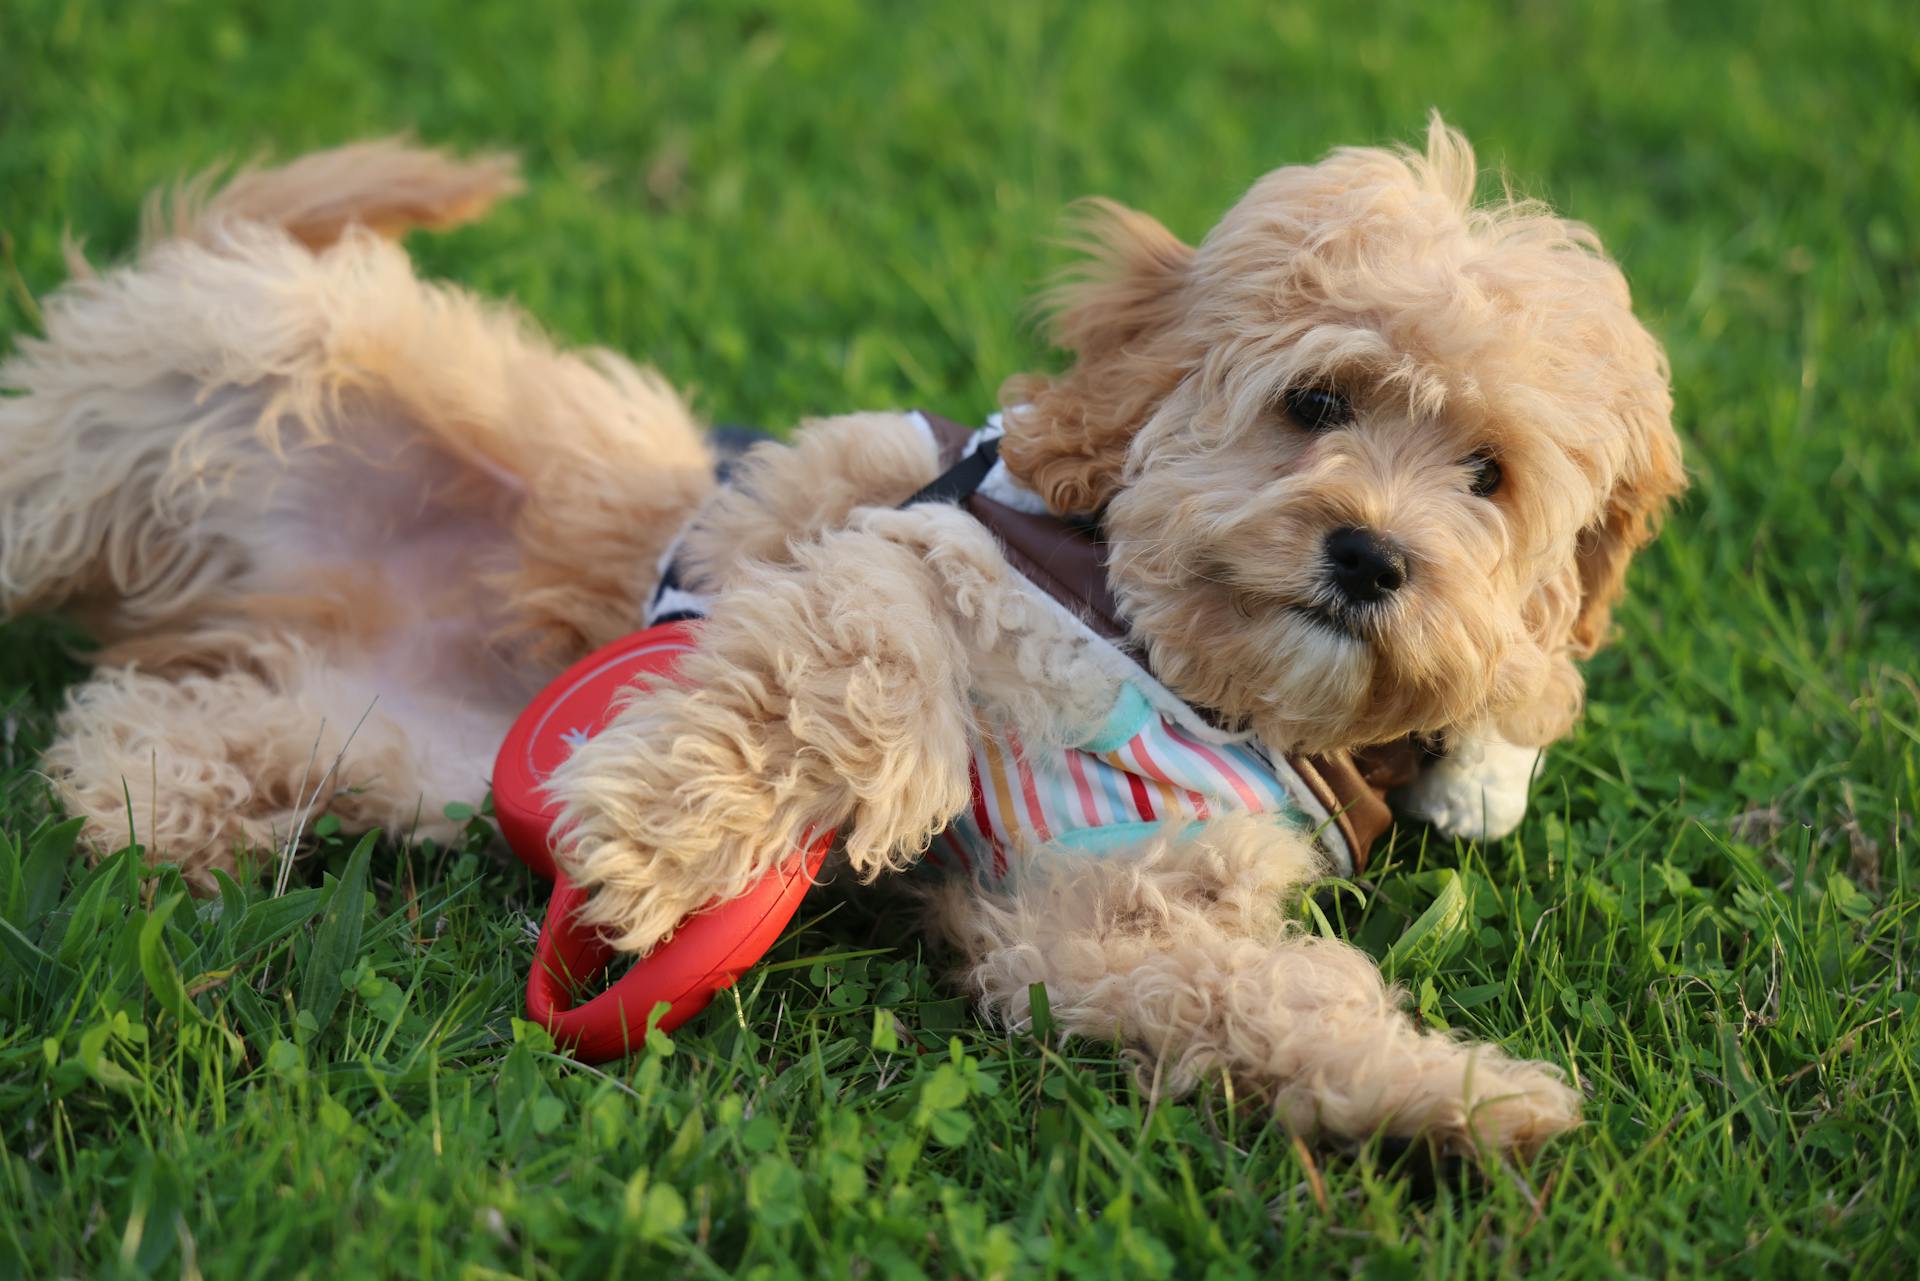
[1324,526,1408,603]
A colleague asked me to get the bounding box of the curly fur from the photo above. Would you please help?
[2,121,1681,1154]
[928,815,1580,1152]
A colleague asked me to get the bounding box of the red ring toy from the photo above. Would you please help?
[492,622,831,1061]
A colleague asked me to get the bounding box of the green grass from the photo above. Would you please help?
[3,0,1917,1276]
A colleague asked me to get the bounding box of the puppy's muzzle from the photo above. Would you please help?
[1324,526,1408,604]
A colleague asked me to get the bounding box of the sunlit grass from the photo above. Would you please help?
[2,1,1916,1275]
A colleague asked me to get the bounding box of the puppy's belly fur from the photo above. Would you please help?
[258,543,530,824]
[248,425,540,778]
[117,408,541,816]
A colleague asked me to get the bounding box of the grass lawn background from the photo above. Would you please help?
[3,1,1917,1276]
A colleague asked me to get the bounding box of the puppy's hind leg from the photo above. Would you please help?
[43,643,466,889]
[315,286,714,654]
[930,815,1584,1155]
[175,139,717,653]
[0,139,525,632]
[4,139,708,662]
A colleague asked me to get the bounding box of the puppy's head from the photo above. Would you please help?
[1002,117,1685,753]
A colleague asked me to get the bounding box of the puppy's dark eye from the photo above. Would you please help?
[1465,451,1503,497]
[1280,385,1354,433]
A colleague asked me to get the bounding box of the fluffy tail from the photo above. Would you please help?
[141,136,522,251]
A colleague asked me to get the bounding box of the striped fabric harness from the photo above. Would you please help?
[647,413,1421,880]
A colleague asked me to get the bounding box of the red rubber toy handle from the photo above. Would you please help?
[492,621,833,1062]
[525,834,830,1061]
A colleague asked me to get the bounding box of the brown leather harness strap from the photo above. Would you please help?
[1291,752,1394,872]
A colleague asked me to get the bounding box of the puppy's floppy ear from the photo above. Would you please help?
[1001,199,1197,513]
[1501,349,1685,749]
[1568,383,1688,657]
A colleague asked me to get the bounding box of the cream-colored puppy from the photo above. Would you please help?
[0,120,1683,1154]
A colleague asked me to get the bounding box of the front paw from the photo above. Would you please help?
[1394,734,1540,841]
[1274,1045,1584,1156]
[550,822,716,957]
[1453,1053,1585,1154]
[541,679,820,955]
[541,706,746,955]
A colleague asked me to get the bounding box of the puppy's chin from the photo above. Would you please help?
[1116,554,1532,754]
[1127,589,1381,753]
[1238,609,1385,752]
